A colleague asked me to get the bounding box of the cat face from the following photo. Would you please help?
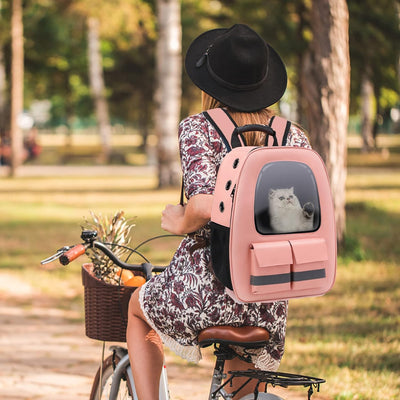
[269,187,301,209]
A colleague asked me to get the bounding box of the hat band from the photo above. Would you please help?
[206,54,269,92]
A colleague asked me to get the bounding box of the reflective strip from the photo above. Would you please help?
[251,269,326,286]
[292,269,326,282]
[250,273,291,286]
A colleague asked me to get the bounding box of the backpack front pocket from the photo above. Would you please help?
[289,238,328,290]
[250,239,328,296]
[250,241,292,294]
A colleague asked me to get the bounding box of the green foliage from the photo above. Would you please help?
[339,233,367,263]
[104,35,155,125]
[1,0,158,130]
[0,0,11,43]
[379,87,399,110]
[1,0,399,144]
[21,1,92,122]
[348,0,400,113]
[73,0,156,47]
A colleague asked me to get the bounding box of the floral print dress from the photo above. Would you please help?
[139,111,310,371]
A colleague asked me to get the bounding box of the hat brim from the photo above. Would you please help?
[185,28,287,112]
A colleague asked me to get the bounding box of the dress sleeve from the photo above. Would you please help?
[178,114,220,199]
[286,123,312,149]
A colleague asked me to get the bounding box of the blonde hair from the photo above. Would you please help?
[201,92,273,146]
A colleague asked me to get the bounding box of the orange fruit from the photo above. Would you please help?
[116,268,134,284]
[124,275,146,287]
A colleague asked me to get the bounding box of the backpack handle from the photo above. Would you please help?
[232,124,278,148]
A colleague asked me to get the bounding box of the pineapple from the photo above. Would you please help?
[82,210,136,284]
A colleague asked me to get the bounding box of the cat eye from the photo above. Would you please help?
[279,196,285,200]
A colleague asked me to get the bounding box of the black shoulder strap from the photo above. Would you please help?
[205,108,291,148]
[180,177,185,206]
[269,116,291,146]
[203,108,244,152]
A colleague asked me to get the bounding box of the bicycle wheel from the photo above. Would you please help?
[90,353,133,400]
[238,394,283,400]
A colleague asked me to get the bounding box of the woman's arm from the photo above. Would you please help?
[161,194,213,235]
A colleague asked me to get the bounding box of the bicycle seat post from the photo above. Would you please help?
[198,326,270,400]
[208,343,235,399]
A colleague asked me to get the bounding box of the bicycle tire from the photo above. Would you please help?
[238,394,283,400]
[90,353,133,400]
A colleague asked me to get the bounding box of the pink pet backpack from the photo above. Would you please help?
[204,108,336,303]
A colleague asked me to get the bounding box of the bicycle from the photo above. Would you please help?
[41,229,325,400]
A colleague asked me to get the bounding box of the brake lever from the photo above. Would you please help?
[40,246,72,265]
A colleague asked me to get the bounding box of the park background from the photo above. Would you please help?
[0,1,400,399]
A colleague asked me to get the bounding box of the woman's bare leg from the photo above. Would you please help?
[127,289,164,400]
[224,357,259,398]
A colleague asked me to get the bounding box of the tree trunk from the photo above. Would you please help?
[294,1,308,127]
[360,71,375,152]
[0,0,7,138]
[9,0,24,176]
[0,44,7,137]
[155,0,182,188]
[87,17,111,163]
[301,0,350,244]
[0,0,6,137]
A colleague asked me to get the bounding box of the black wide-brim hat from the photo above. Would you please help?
[185,24,287,112]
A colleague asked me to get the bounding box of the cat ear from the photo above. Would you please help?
[269,188,276,198]
[289,187,294,193]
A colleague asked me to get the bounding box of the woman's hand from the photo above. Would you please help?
[161,204,186,235]
[161,194,213,235]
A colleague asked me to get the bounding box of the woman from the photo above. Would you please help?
[127,24,310,399]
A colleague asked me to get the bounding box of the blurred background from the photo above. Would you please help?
[0,0,399,172]
[0,1,399,399]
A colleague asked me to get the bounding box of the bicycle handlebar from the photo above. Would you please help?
[90,241,166,279]
[59,244,87,265]
[41,230,167,281]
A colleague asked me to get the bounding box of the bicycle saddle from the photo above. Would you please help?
[198,326,270,348]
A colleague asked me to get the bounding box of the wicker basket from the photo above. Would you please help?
[81,263,137,342]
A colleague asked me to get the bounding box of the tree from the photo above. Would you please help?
[0,0,7,138]
[9,0,23,176]
[155,0,182,187]
[301,0,350,244]
[0,45,6,136]
[348,0,400,148]
[87,16,111,162]
[23,1,92,133]
[360,69,375,152]
[71,0,156,162]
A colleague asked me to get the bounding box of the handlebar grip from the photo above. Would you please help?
[59,244,86,265]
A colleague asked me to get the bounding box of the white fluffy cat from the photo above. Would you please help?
[268,187,315,233]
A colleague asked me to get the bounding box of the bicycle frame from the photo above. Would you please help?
[104,345,231,400]
[103,342,293,400]
[108,351,169,400]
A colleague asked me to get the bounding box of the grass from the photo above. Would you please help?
[279,158,400,398]
[1,134,400,399]
[0,172,181,295]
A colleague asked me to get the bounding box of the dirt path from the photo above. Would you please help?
[0,272,326,400]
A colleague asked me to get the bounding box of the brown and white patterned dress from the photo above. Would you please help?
[139,111,310,371]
